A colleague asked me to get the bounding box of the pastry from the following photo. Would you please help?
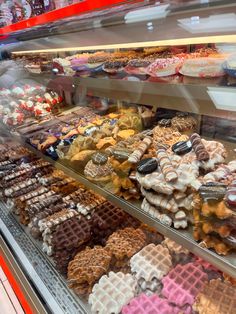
[147,57,184,77]
[136,158,158,175]
[105,227,146,266]
[171,114,197,133]
[193,279,236,314]
[190,133,209,161]
[128,137,152,164]
[162,263,208,307]
[180,57,225,78]
[156,145,178,182]
[124,59,152,75]
[84,158,113,183]
[130,244,172,281]
[89,272,136,314]
[122,293,184,314]
[68,246,112,296]
[91,202,127,244]
[172,140,192,155]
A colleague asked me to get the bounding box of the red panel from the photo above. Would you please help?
[0,0,143,36]
[0,254,33,314]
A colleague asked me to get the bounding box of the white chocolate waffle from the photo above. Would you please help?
[130,244,172,281]
[89,271,136,314]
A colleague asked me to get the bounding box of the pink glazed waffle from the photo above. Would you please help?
[161,262,208,307]
[122,293,188,314]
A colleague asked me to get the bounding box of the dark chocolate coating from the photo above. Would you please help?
[137,158,158,174]
[172,141,192,155]
[199,182,227,201]
[91,152,108,165]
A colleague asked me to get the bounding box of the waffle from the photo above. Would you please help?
[139,224,164,244]
[89,271,136,314]
[130,244,172,281]
[27,194,62,220]
[135,277,163,296]
[29,203,67,239]
[68,246,112,295]
[40,209,78,255]
[162,263,208,307]
[193,279,236,314]
[201,201,234,219]
[193,225,232,255]
[122,293,185,314]
[52,216,91,251]
[105,227,147,262]
[162,238,189,255]
[92,202,127,244]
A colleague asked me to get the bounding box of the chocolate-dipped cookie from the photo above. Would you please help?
[172,140,192,155]
[199,182,227,201]
[91,152,108,165]
[137,158,158,175]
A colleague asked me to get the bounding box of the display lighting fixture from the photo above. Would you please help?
[12,34,236,54]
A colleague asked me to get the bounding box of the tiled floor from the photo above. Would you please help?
[0,265,24,314]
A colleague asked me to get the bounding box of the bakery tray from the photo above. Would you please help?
[5,129,236,279]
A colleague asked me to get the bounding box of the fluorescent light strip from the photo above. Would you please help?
[12,34,236,54]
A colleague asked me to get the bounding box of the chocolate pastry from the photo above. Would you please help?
[171,114,197,132]
[27,194,62,220]
[199,182,227,202]
[91,201,127,244]
[158,119,172,127]
[137,158,158,175]
[68,246,112,295]
[91,152,108,165]
[105,227,147,267]
[190,133,209,161]
[172,140,192,155]
[84,158,113,183]
[29,203,68,238]
[52,216,91,252]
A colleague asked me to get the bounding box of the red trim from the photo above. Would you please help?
[0,0,142,36]
[0,254,33,314]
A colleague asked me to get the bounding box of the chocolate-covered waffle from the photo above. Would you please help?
[52,216,92,273]
[40,209,78,255]
[68,246,112,295]
[91,201,127,244]
[29,202,69,239]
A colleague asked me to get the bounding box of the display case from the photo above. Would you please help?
[1,0,236,313]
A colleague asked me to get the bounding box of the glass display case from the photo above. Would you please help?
[1,0,236,313]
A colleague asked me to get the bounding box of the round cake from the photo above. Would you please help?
[180,57,226,78]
